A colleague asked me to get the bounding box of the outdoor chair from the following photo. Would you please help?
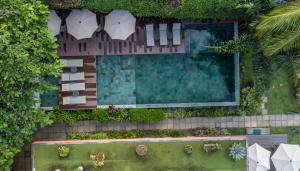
[159,24,168,46]
[145,24,155,46]
[172,23,181,45]
[61,59,83,67]
[61,82,85,92]
[61,72,85,81]
[63,96,86,105]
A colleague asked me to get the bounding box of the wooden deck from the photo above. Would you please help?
[59,56,97,110]
[57,14,185,56]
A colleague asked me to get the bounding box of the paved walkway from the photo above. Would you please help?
[12,113,300,171]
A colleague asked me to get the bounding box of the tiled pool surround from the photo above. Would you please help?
[97,22,239,108]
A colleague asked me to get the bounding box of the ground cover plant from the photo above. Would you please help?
[34,140,246,171]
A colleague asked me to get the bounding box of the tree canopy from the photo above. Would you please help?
[0,0,61,170]
[256,1,300,57]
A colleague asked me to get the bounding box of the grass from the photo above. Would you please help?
[271,126,300,145]
[34,140,246,171]
[266,67,298,114]
[241,53,255,85]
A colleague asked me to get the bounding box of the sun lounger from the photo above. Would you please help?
[61,72,85,81]
[145,24,155,46]
[61,59,83,67]
[63,96,86,105]
[159,24,168,46]
[173,23,181,45]
[61,83,85,91]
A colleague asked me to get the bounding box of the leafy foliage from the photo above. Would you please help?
[229,143,246,160]
[57,145,70,158]
[129,109,166,122]
[184,145,193,155]
[256,1,300,56]
[0,0,61,169]
[90,152,105,168]
[44,0,263,20]
[238,87,262,115]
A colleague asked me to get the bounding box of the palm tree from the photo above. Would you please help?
[256,1,300,57]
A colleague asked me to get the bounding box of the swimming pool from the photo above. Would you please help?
[97,23,239,108]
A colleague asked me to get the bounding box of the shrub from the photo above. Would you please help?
[190,128,230,137]
[238,87,262,116]
[203,143,222,153]
[0,0,61,169]
[58,145,70,158]
[45,0,259,20]
[184,145,193,155]
[229,143,246,160]
[109,108,129,122]
[90,152,105,168]
[129,109,166,122]
[136,144,148,157]
[91,109,109,123]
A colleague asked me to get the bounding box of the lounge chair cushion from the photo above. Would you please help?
[145,24,155,46]
[159,24,168,46]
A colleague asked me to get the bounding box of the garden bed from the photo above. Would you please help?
[33,137,246,171]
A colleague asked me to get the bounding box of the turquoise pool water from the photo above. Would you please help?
[40,76,59,107]
[97,23,239,107]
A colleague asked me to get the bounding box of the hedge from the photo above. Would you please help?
[49,108,166,124]
[44,0,256,19]
[67,128,247,140]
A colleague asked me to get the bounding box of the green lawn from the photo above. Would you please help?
[266,67,298,114]
[34,140,246,171]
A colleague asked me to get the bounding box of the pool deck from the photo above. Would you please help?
[55,12,237,110]
[57,15,186,56]
[59,56,97,110]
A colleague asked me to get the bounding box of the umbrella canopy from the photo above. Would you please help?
[248,143,271,171]
[271,144,300,171]
[47,10,61,36]
[104,9,136,40]
[66,9,98,40]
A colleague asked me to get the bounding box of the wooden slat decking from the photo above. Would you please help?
[57,15,185,56]
[59,56,97,110]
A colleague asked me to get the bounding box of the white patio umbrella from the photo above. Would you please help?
[248,143,271,171]
[271,144,300,171]
[66,9,98,40]
[47,10,61,36]
[104,9,136,40]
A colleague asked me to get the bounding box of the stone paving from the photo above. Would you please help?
[12,113,300,171]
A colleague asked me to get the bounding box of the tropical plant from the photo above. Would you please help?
[239,87,262,115]
[0,0,61,170]
[184,145,193,155]
[90,152,105,167]
[209,34,254,54]
[256,1,300,57]
[58,145,70,158]
[229,143,246,160]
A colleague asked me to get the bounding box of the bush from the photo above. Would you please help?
[238,87,262,115]
[184,145,193,155]
[229,143,246,160]
[129,109,166,122]
[190,128,230,137]
[91,109,109,123]
[58,145,70,158]
[45,0,259,20]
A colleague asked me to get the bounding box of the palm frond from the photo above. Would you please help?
[208,34,253,54]
[256,1,300,38]
[263,28,300,56]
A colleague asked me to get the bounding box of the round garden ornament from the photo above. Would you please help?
[136,144,148,157]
